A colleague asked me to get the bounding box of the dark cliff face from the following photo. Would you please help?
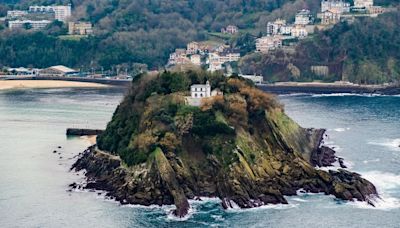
[72,71,377,217]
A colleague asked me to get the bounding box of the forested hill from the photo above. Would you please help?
[240,10,400,84]
[1,0,400,82]
[0,0,320,71]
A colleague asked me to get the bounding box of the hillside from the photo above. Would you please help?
[240,9,400,84]
[0,0,319,71]
[72,71,377,217]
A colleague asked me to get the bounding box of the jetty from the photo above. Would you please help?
[66,128,104,136]
[258,82,400,95]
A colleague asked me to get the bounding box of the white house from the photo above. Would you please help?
[187,81,223,106]
[29,5,71,22]
[190,54,202,65]
[321,0,350,13]
[295,9,313,25]
[256,35,283,53]
[6,10,28,19]
[8,20,51,30]
[354,0,373,9]
[291,25,308,38]
[191,81,211,98]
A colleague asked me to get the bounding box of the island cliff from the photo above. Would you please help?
[72,71,377,217]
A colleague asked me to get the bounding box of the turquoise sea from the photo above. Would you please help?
[0,88,399,227]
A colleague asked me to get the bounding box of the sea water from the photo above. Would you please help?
[0,89,399,227]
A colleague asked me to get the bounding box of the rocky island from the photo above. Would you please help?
[72,71,377,217]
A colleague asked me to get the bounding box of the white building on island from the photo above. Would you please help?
[187,81,223,106]
[191,81,211,98]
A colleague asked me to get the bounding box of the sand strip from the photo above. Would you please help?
[0,80,108,90]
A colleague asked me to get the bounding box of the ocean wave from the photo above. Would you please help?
[165,206,196,221]
[278,93,309,97]
[331,127,351,132]
[351,171,400,210]
[363,158,381,164]
[226,201,298,213]
[368,138,400,151]
[311,93,385,98]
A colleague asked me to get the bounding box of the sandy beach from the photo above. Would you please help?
[81,135,97,145]
[0,80,108,90]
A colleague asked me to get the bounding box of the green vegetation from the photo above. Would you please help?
[240,10,400,84]
[0,0,316,70]
[97,70,284,166]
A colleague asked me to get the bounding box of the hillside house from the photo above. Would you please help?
[29,5,71,22]
[187,42,200,54]
[168,49,188,65]
[190,54,202,65]
[267,19,292,36]
[255,36,283,53]
[319,9,342,25]
[291,25,308,38]
[354,0,373,9]
[295,9,313,25]
[208,50,240,72]
[6,10,28,19]
[68,22,93,35]
[221,25,239,34]
[8,19,51,30]
[321,0,350,13]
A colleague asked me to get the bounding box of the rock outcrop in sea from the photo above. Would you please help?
[71,71,377,217]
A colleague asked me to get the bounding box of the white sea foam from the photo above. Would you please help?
[290,197,308,202]
[225,200,298,213]
[368,138,400,151]
[352,171,400,210]
[311,93,394,98]
[278,93,309,97]
[332,127,351,132]
[165,206,196,221]
[363,158,381,164]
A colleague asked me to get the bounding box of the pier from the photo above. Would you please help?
[66,128,104,136]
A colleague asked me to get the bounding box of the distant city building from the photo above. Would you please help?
[255,36,283,53]
[354,0,373,9]
[291,25,309,38]
[208,50,240,72]
[311,65,329,77]
[321,0,350,14]
[168,49,190,65]
[267,19,292,35]
[319,9,342,25]
[6,10,28,19]
[190,54,202,66]
[295,9,313,25]
[368,6,385,14]
[6,67,37,75]
[8,20,51,30]
[239,74,263,84]
[39,65,78,76]
[186,41,200,54]
[221,25,239,34]
[68,22,93,35]
[29,5,71,22]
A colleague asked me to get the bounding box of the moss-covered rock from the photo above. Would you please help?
[72,70,378,217]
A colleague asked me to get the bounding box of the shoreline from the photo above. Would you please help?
[0,80,109,91]
[258,82,400,95]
